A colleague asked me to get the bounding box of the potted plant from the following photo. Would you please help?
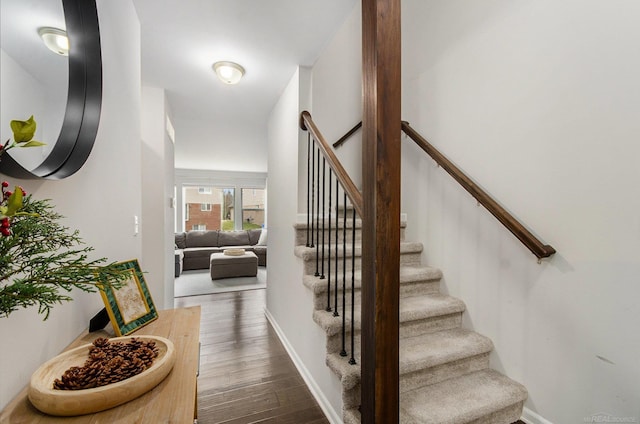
[1,116,128,319]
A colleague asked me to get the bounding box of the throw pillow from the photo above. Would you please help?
[257,229,268,246]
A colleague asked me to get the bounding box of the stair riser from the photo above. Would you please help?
[303,257,361,276]
[327,354,491,409]
[324,311,463,353]
[313,290,359,312]
[343,384,360,410]
[344,395,525,424]
[310,280,441,311]
[401,313,463,339]
[302,251,422,275]
[295,227,363,245]
[295,226,407,245]
[342,408,360,424]
[401,353,490,393]
[467,401,525,424]
[326,330,360,355]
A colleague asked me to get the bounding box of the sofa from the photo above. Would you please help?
[174,229,267,276]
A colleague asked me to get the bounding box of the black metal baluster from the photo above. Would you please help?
[306,134,310,247]
[320,159,326,279]
[326,169,332,312]
[349,207,357,365]
[340,192,347,357]
[315,148,321,277]
[310,142,315,249]
[333,181,340,317]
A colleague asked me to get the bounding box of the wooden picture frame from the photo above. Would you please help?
[99,259,158,336]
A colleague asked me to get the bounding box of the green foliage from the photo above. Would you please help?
[0,196,128,319]
[10,116,37,142]
[3,116,45,152]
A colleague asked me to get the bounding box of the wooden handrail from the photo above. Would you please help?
[401,121,556,259]
[300,111,364,218]
[333,121,362,149]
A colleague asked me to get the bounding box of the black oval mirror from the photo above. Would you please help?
[0,0,102,179]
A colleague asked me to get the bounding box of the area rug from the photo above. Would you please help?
[174,268,267,297]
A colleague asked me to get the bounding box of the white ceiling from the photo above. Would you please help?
[132,0,357,171]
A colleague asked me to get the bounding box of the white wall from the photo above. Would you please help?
[173,117,268,172]
[266,67,343,422]
[0,0,143,409]
[310,3,362,190]
[400,1,640,422]
[141,86,175,309]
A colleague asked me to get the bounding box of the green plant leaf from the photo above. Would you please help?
[10,116,36,143]
[21,140,46,148]
[13,211,39,217]
[5,186,23,216]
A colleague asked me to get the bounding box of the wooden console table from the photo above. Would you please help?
[1,306,201,424]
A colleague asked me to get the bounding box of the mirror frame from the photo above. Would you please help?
[0,0,102,179]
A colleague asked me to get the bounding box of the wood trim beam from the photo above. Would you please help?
[360,0,402,422]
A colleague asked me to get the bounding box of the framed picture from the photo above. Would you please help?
[99,259,158,336]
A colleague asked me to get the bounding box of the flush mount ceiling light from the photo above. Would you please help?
[212,61,245,85]
[38,27,69,56]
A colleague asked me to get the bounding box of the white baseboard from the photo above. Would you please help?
[264,307,342,424]
[522,407,555,424]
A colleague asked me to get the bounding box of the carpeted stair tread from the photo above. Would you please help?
[302,265,442,294]
[325,328,492,391]
[294,241,423,261]
[313,294,466,336]
[400,294,465,321]
[400,328,493,375]
[400,369,528,424]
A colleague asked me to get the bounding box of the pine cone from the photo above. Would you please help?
[54,338,157,390]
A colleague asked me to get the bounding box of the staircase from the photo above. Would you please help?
[294,216,528,424]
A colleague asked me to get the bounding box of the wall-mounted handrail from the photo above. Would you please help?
[333,121,362,149]
[300,111,363,218]
[401,121,556,259]
[317,118,556,259]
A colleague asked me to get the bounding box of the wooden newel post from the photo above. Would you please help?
[360,0,402,422]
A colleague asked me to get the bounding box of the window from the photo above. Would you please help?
[241,188,265,229]
[221,188,235,230]
[182,186,234,231]
[192,224,206,231]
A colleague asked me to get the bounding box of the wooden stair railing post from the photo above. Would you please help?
[361,0,402,422]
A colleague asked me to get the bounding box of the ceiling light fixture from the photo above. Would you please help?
[38,27,69,56]
[212,61,245,85]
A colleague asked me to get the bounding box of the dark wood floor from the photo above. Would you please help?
[175,289,329,424]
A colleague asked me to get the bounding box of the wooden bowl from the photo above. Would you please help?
[28,336,175,416]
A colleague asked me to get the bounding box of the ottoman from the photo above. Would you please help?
[210,251,258,280]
